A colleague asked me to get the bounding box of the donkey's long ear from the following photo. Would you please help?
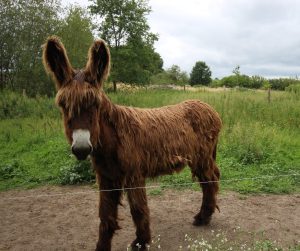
[42,36,73,89]
[85,39,110,87]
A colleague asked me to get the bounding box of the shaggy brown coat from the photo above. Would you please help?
[43,36,222,251]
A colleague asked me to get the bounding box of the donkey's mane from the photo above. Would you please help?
[55,79,102,117]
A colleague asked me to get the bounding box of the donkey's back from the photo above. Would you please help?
[113,99,222,177]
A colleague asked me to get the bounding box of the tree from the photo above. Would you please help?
[167,65,181,83]
[166,65,189,87]
[0,0,62,96]
[232,65,240,86]
[89,0,161,90]
[190,61,212,86]
[58,6,94,69]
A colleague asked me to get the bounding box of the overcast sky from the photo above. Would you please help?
[62,0,300,78]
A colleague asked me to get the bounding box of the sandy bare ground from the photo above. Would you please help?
[0,186,299,251]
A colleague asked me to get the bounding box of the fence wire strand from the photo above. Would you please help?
[1,173,299,201]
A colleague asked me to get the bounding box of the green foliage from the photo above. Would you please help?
[0,161,25,180]
[210,78,223,87]
[165,65,189,86]
[58,6,94,69]
[109,40,163,85]
[90,0,162,86]
[269,78,300,90]
[221,75,238,88]
[286,83,300,94]
[220,74,269,89]
[90,0,152,47]
[0,0,62,96]
[190,61,212,86]
[251,75,267,89]
[150,71,173,85]
[58,161,95,185]
[0,90,58,119]
[0,1,101,96]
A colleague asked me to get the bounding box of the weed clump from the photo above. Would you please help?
[58,161,95,185]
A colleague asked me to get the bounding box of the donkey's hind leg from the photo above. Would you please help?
[193,157,220,226]
[126,178,151,251]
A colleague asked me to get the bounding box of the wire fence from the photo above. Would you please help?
[1,173,299,201]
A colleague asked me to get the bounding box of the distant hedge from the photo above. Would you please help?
[212,75,300,90]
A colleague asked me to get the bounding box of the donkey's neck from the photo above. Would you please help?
[96,91,124,156]
[97,91,134,146]
[99,91,130,125]
[99,91,116,118]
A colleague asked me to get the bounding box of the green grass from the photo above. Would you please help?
[0,88,299,193]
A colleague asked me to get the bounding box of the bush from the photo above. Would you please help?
[220,75,238,88]
[220,75,267,89]
[269,78,300,90]
[285,83,300,94]
[58,161,95,185]
[0,160,25,180]
[150,72,173,85]
[0,90,58,119]
[250,75,265,89]
[210,78,223,88]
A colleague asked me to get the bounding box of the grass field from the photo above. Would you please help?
[0,88,299,193]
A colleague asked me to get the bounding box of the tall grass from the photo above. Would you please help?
[0,89,299,192]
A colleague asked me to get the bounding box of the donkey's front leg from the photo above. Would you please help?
[96,179,122,251]
[126,179,151,251]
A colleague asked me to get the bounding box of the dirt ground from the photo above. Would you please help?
[0,186,299,251]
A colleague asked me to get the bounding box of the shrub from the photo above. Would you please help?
[210,78,223,88]
[220,75,238,88]
[220,75,266,89]
[285,83,300,95]
[0,90,58,119]
[0,160,25,180]
[58,161,95,185]
[269,78,300,90]
[150,71,173,85]
[250,75,265,89]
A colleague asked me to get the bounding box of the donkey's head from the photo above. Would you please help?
[43,36,110,160]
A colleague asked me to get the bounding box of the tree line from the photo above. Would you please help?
[1,0,299,97]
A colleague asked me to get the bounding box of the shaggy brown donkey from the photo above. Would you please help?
[43,36,222,251]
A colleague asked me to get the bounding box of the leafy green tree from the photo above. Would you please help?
[250,75,265,89]
[166,65,189,86]
[58,6,94,69]
[0,0,61,96]
[167,65,181,83]
[232,65,240,75]
[89,0,161,90]
[232,65,241,86]
[150,71,172,85]
[190,61,212,86]
[108,37,163,85]
[0,0,19,89]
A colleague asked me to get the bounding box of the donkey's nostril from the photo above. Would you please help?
[71,145,92,160]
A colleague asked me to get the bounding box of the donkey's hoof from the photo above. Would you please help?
[192,216,211,226]
[131,239,148,251]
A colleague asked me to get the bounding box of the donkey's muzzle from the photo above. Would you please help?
[72,145,92,160]
[71,129,92,160]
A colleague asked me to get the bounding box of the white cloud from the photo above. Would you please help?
[62,0,300,78]
[149,0,300,77]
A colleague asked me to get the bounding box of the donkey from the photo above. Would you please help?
[43,36,222,251]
